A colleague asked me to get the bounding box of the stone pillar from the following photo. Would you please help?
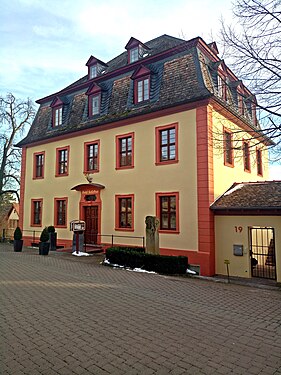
[145,216,160,255]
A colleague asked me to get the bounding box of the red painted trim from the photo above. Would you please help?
[55,146,70,177]
[196,105,215,276]
[19,147,27,230]
[115,194,135,231]
[155,192,179,233]
[83,140,100,173]
[155,123,179,165]
[54,197,68,228]
[32,151,45,179]
[256,148,263,176]
[115,132,135,170]
[223,127,234,167]
[30,198,43,227]
[242,140,251,173]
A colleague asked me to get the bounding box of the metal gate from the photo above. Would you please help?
[249,227,276,280]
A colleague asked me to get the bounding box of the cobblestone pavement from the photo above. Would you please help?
[1,243,281,375]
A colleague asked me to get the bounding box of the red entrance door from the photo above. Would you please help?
[84,206,99,244]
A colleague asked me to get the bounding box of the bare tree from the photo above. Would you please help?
[0,93,35,204]
[220,0,281,152]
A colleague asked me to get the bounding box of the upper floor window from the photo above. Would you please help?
[243,141,251,172]
[31,199,42,227]
[33,152,45,179]
[84,141,100,173]
[86,83,101,117]
[238,93,245,115]
[156,192,179,233]
[136,78,149,103]
[54,107,63,127]
[256,148,263,176]
[115,194,134,231]
[50,96,67,128]
[155,123,179,165]
[116,133,134,170]
[131,65,151,105]
[56,146,69,177]
[86,56,108,80]
[125,37,150,64]
[223,129,234,167]
[54,198,67,227]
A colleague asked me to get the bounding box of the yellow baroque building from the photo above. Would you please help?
[18,35,280,281]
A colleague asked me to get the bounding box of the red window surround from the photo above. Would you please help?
[54,198,68,228]
[115,194,134,231]
[31,199,43,227]
[156,192,179,234]
[86,83,101,117]
[84,140,100,173]
[116,132,134,170]
[243,140,251,172]
[256,148,263,176]
[56,146,70,177]
[155,123,179,165]
[33,151,45,179]
[223,128,234,167]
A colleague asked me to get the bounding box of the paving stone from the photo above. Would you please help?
[1,243,281,375]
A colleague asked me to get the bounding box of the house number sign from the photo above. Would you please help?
[235,226,243,233]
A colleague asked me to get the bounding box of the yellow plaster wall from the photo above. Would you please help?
[215,215,281,283]
[212,110,269,199]
[23,110,199,250]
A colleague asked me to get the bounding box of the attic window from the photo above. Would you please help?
[86,56,108,80]
[86,83,102,117]
[50,97,65,127]
[131,65,151,104]
[125,37,150,64]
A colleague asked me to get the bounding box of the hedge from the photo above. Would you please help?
[105,247,188,275]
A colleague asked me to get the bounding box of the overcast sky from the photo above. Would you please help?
[1,0,280,178]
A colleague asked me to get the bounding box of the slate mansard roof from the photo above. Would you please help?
[18,34,264,147]
[211,181,281,214]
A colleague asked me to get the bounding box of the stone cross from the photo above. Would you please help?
[145,216,160,255]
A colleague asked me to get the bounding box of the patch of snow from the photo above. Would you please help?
[186,268,197,275]
[72,251,91,257]
[131,268,156,274]
[224,184,244,196]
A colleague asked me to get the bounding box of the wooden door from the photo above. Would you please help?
[84,206,99,244]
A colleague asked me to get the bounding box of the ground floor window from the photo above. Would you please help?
[31,199,42,226]
[156,192,179,233]
[115,194,134,231]
[54,198,67,227]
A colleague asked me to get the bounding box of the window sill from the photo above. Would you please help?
[115,227,134,232]
[159,229,179,234]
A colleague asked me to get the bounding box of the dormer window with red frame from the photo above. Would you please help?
[86,56,108,80]
[50,97,64,127]
[86,83,101,117]
[131,65,151,104]
[125,37,150,64]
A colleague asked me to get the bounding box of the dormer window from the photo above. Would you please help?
[125,37,150,64]
[86,83,102,117]
[131,65,151,104]
[86,56,108,80]
[50,97,66,127]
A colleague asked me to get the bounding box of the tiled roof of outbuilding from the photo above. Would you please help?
[211,181,281,211]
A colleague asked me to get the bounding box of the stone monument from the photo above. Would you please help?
[145,216,160,255]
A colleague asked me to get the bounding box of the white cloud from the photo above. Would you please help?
[269,165,281,180]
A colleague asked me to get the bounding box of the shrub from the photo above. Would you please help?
[14,227,22,240]
[47,225,56,233]
[105,247,188,275]
[40,227,49,242]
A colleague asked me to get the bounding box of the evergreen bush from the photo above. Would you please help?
[40,227,49,242]
[14,227,22,240]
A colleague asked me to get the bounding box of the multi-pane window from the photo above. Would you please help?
[218,74,227,101]
[55,199,67,227]
[91,95,100,116]
[224,129,233,166]
[117,196,133,230]
[257,148,263,176]
[238,94,245,115]
[116,133,134,169]
[85,142,99,172]
[56,147,69,176]
[243,141,251,172]
[137,78,149,103]
[34,152,44,178]
[156,193,179,232]
[90,65,97,79]
[160,127,176,162]
[53,107,63,127]
[130,47,139,63]
[32,199,42,226]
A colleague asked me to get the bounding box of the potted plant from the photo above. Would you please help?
[48,225,57,251]
[39,227,50,255]
[13,227,23,252]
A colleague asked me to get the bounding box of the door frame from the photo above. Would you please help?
[80,202,101,245]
